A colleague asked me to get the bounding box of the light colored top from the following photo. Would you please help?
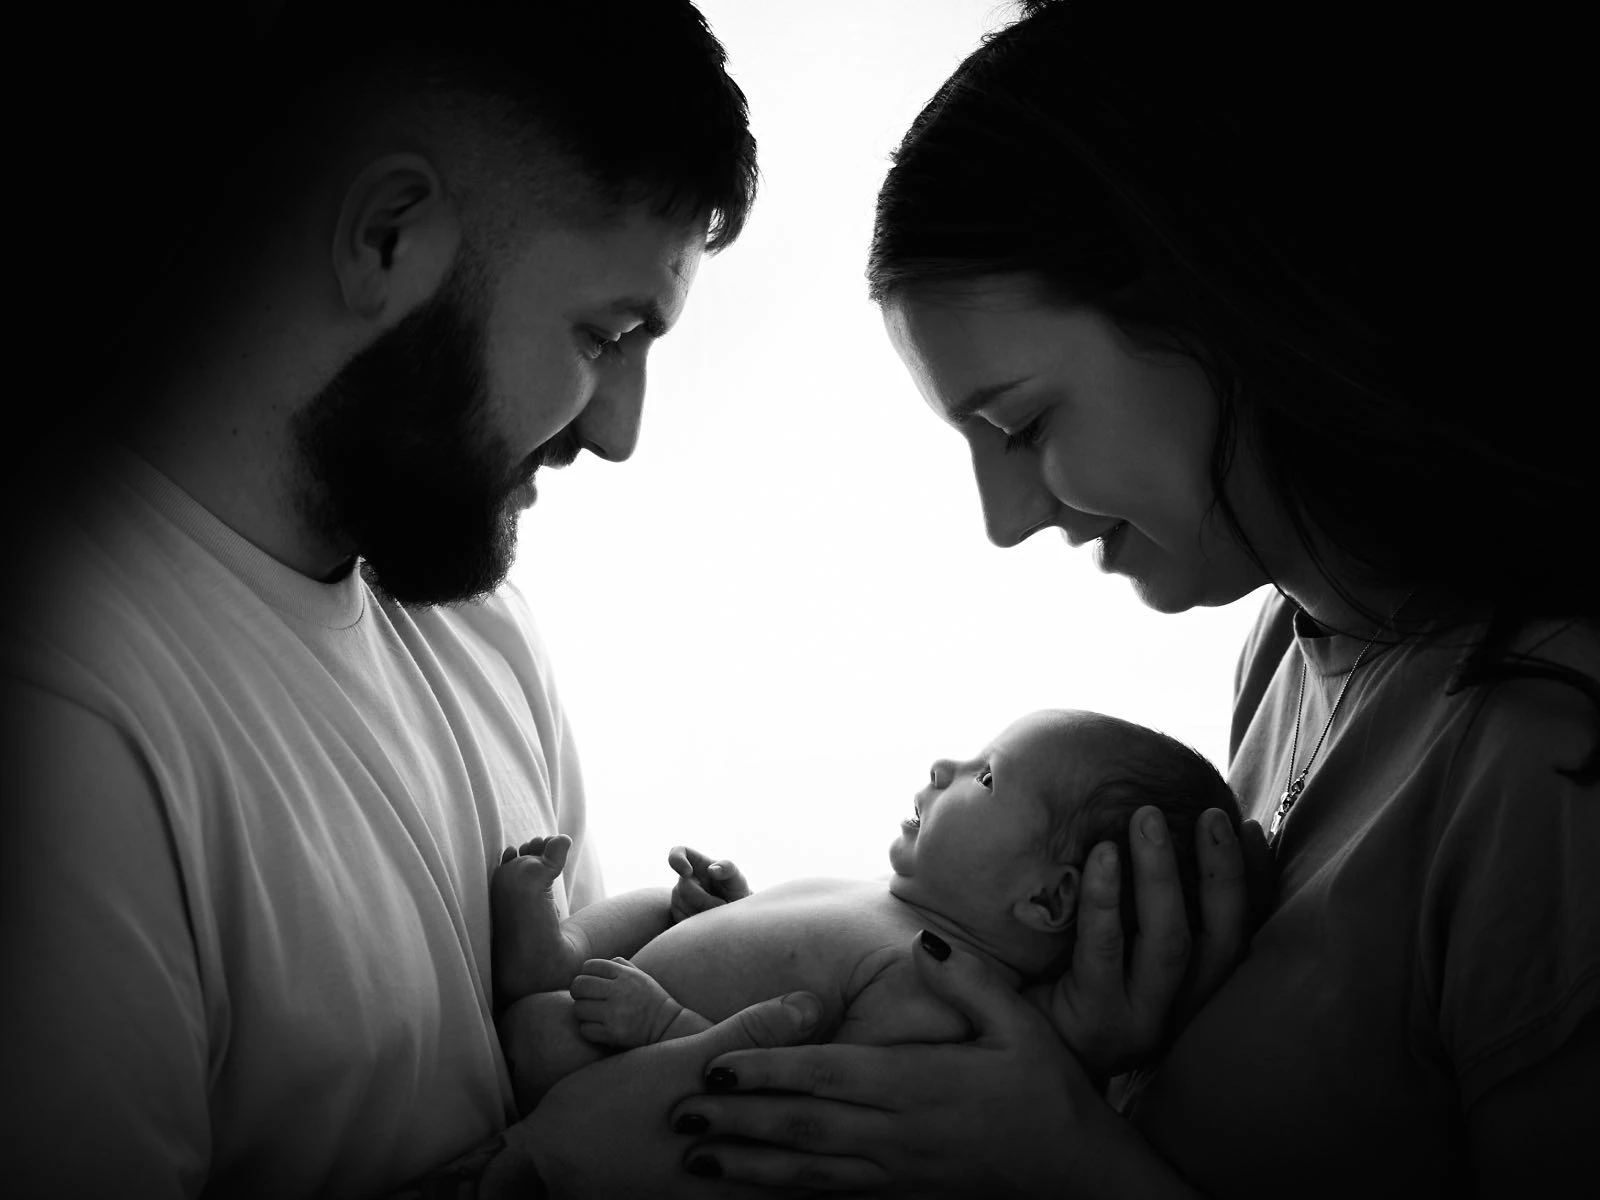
[0,452,602,1199]
[1127,592,1599,1195]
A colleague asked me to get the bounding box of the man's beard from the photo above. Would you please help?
[291,259,577,608]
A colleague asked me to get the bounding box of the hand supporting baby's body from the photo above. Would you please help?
[492,846,975,1112]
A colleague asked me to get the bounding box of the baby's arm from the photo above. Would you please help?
[491,838,751,1009]
[491,836,673,1007]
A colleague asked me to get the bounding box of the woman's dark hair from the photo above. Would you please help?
[867,1,1596,778]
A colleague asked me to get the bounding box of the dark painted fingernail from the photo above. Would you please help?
[674,1113,709,1135]
[705,1067,737,1090]
[919,929,951,961]
[686,1155,722,1177]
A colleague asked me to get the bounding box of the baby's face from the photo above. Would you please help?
[889,711,1098,924]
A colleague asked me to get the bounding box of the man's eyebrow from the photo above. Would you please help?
[950,378,1031,422]
[606,298,669,339]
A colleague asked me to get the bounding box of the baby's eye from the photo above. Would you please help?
[977,767,992,789]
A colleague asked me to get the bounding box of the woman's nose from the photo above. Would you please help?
[969,435,1058,547]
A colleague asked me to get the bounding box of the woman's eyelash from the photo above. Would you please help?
[977,767,993,788]
[1002,415,1045,454]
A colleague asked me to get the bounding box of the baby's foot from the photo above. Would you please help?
[570,957,709,1047]
[491,834,579,1006]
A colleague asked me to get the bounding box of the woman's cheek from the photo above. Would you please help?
[1038,447,1118,517]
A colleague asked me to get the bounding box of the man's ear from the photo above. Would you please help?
[1012,864,1080,935]
[332,153,462,322]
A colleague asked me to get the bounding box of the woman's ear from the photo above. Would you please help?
[331,152,462,322]
[1012,863,1080,934]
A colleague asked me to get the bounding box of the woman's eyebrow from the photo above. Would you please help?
[951,377,1031,423]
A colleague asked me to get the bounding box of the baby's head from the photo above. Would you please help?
[888,709,1241,977]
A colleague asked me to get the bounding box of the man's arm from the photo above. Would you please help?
[1,685,211,1198]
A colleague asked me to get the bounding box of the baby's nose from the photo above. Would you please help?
[928,760,955,789]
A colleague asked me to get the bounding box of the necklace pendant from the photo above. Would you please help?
[1270,778,1305,840]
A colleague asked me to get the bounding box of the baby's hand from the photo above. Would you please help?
[570,957,685,1048]
[667,844,751,924]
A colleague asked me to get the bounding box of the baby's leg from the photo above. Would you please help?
[570,957,713,1047]
[490,835,582,1008]
[498,990,609,1114]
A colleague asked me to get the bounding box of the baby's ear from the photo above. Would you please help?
[1013,864,1080,935]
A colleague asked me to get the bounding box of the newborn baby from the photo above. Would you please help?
[493,709,1240,1110]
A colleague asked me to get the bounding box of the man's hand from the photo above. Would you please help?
[486,991,824,1200]
[668,845,751,924]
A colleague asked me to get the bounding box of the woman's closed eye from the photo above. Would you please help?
[1002,414,1046,454]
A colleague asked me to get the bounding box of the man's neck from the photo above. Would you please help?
[112,248,358,583]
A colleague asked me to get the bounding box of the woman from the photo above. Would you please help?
[656,1,1598,1193]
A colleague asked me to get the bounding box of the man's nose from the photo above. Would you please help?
[575,359,647,463]
[969,436,1058,547]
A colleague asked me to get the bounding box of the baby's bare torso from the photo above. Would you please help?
[630,878,970,1044]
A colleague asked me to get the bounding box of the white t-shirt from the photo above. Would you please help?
[1,452,603,1199]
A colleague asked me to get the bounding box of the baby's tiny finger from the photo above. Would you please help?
[709,861,752,900]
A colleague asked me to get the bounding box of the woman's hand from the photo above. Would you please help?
[663,933,1120,1197]
[1033,805,1272,1079]
[490,991,823,1200]
[669,844,752,924]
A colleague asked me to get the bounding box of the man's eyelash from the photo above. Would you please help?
[1002,415,1045,454]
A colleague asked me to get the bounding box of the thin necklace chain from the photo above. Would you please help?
[1269,591,1415,846]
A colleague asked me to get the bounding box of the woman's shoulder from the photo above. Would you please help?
[1436,616,1599,793]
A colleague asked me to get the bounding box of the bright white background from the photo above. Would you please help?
[513,0,1268,896]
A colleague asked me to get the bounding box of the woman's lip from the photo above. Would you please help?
[1062,520,1126,549]
[1094,521,1129,571]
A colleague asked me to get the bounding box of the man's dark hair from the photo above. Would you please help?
[254,0,757,247]
[70,0,755,411]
